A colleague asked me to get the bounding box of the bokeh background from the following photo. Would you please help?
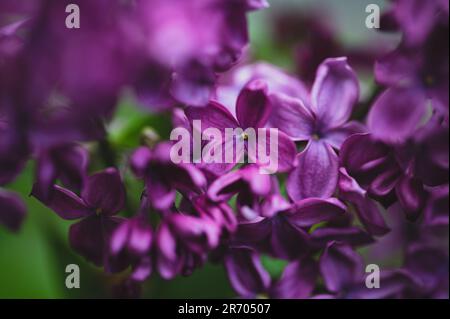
[0,0,398,298]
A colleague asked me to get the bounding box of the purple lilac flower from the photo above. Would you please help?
[267,57,363,201]
[32,168,126,269]
[185,80,297,174]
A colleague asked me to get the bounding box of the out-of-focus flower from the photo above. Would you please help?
[133,0,269,107]
[130,143,207,211]
[33,144,89,201]
[155,212,221,279]
[382,0,448,47]
[0,189,27,232]
[32,168,126,269]
[319,241,416,298]
[109,214,153,282]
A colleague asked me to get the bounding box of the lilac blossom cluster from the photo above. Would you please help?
[0,0,448,298]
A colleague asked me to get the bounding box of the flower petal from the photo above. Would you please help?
[367,87,427,144]
[268,92,314,141]
[339,168,390,236]
[236,79,272,129]
[270,258,318,299]
[0,189,26,232]
[287,140,338,201]
[287,197,346,228]
[224,247,271,297]
[323,121,366,150]
[311,57,359,129]
[69,216,124,267]
[81,168,125,215]
[319,241,364,293]
[31,184,91,220]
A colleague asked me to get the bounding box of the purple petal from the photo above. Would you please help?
[155,222,180,280]
[367,87,427,144]
[270,258,318,299]
[395,176,427,221]
[35,152,57,202]
[208,165,271,202]
[0,189,26,232]
[31,184,91,220]
[247,128,298,173]
[323,121,366,150]
[394,0,439,46]
[270,215,311,259]
[287,197,346,228]
[320,241,364,293]
[129,147,152,178]
[424,185,449,228]
[185,101,239,133]
[374,50,417,87]
[311,227,375,248]
[69,216,124,267]
[224,247,271,297]
[311,57,359,129]
[55,144,89,190]
[287,140,338,201]
[81,168,125,215]
[268,92,314,141]
[236,80,272,129]
[339,168,390,236]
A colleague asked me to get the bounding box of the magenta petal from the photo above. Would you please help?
[236,80,272,129]
[319,241,364,293]
[287,140,338,201]
[270,258,318,299]
[224,247,271,297]
[0,190,26,232]
[81,168,125,215]
[129,147,152,178]
[287,197,346,228]
[69,216,124,267]
[156,222,180,280]
[311,57,359,129]
[32,184,91,220]
[367,88,427,144]
[208,165,271,202]
[268,92,314,141]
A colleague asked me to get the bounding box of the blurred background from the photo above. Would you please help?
[0,0,398,298]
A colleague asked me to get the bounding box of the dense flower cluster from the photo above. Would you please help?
[1,0,448,298]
